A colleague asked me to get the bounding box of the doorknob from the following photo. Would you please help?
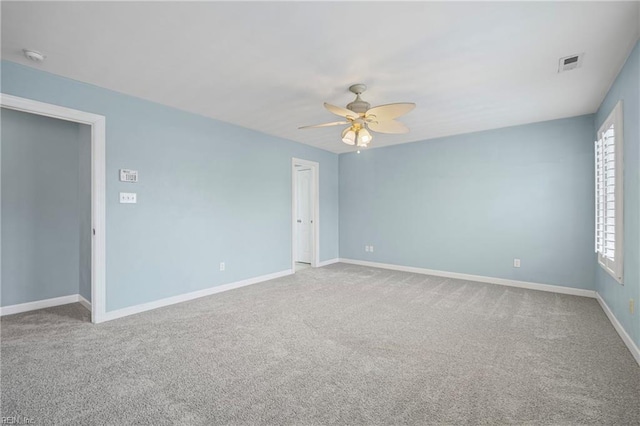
[297,219,302,223]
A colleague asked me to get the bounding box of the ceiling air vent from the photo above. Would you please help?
[558,53,584,73]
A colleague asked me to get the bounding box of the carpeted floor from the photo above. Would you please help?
[2,263,639,425]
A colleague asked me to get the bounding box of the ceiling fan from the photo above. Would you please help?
[299,84,415,148]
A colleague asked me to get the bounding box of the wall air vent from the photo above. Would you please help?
[558,53,584,73]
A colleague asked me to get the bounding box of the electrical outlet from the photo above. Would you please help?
[220,262,225,271]
[365,246,369,252]
[630,299,635,314]
[370,246,374,252]
[513,258,521,268]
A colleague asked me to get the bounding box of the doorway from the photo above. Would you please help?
[291,158,319,272]
[0,94,106,323]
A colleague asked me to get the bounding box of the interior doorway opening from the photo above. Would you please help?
[1,108,91,319]
[291,158,319,272]
[0,94,106,323]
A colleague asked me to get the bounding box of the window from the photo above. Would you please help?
[595,101,623,283]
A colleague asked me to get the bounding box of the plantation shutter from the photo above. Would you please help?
[595,100,623,284]
[595,124,616,262]
[595,137,604,254]
[602,125,616,261]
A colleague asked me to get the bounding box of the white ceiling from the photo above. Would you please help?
[2,2,639,153]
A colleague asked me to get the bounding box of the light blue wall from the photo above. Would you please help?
[1,108,84,305]
[1,60,339,312]
[594,40,639,347]
[340,115,596,290]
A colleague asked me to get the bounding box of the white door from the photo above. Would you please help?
[296,169,312,263]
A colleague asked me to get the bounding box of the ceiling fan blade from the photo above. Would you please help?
[298,121,350,129]
[368,120,409,134]
[324,103,361,120]
[365,103,416,121]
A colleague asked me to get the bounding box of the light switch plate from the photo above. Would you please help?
[119,192,137,203]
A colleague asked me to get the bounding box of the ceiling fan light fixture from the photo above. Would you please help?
[341,127,356,145]
[356,128,372,147]
[300,84,415,150]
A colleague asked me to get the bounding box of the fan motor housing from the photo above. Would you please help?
[347,83,370,114]
[347,95,370,114]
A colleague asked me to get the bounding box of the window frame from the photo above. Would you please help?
[595,100,624,284]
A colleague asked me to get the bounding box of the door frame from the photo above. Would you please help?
[1,93,107,323]
[291,157,319,271]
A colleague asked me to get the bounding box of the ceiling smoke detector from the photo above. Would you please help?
[23,49,45,63]
[558,53,584,73]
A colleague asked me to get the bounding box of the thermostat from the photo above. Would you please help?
[119,169,138,183]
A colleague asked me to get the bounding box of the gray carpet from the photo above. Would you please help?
[2,263,639,425]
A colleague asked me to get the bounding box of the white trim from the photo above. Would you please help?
[78,296,92,312]
[91,116,107,323]
[595,293,640,366]
[317,258,340,267]
[1,94,107,323]
[102,269,293,322]
[338,259,597,298]
[291,158,320,270]
[0,294,86,316]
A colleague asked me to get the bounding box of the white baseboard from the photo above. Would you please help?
[338,258,597,299]
[317,258,340,267]
[78,295,92,312]
[0,294,87,316]
[102,269,294,322]
[595,293,640,366]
